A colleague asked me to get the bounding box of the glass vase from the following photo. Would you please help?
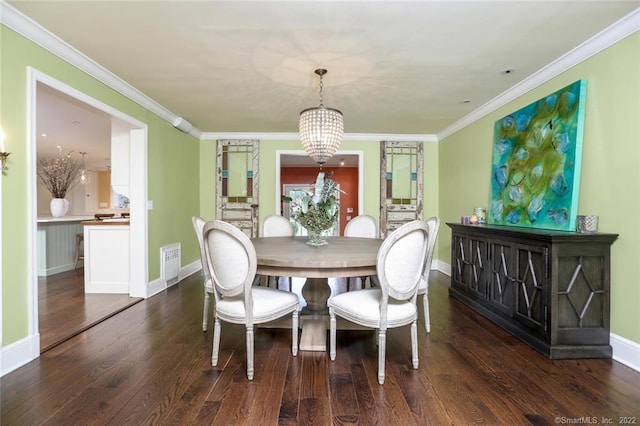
[306,228,329,246]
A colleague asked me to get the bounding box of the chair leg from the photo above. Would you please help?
[212,318,221,366]
[329,308,336,361]
[246,325,254,380]
[378,329,386,385]
[202,291,210,331]
[292,309,299,356]
[411,321,419,369]
[423,292,431,333]
[74,233,83,269]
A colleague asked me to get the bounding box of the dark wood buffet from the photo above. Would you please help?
[447,223,618,359]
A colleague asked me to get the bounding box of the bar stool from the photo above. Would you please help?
[74,233,84,269]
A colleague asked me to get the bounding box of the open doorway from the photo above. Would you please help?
[276,151,363,236]
[28,69,148,353]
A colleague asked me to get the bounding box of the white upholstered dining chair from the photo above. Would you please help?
[418,216,440,333]
[343,214,378,289]
[192,216,214,332]
[260,214,295,290]
[329,220,429,385]
[203,220,299,380]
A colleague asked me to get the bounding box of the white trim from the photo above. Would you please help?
[147,277,167,298]
[201,132,438,143]
[1,335,40,377]
[433,260,451,277]
[438,8,640,140]
[181,260,202,281]
[611,333,640,372]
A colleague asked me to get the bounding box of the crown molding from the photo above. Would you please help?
[200,132,438,142]
[438,7,640,141]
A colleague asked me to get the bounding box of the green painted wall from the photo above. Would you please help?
[439,33,640,343]
[1,26,200,346]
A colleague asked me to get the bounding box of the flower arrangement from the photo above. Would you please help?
[284,171,342,246]
[37,150,82,199]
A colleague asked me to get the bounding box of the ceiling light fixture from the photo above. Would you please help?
[79,151,88,184]
[299,68,343,166]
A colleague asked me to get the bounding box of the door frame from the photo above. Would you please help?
[26,68,149,351]
[275,150,364,218]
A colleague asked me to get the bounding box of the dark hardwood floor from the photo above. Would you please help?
[4,271,639,425]
[38,268,143,352]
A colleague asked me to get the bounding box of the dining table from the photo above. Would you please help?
[251,236,382,351]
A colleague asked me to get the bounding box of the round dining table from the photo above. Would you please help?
[251,236,382,351]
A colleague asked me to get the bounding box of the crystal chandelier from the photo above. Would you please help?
[299,69,343,165]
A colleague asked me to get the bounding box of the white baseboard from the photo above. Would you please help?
[39,263,78,277]
[147,277,166,298]
[1,334,40,377]
[611,333,640,372]
[180,260,201,281]
[434,260,451,276]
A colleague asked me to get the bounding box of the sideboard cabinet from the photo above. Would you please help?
[447,223,617,359]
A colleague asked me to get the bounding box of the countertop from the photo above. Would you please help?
[81,219,130,226]
[37,215,94,223]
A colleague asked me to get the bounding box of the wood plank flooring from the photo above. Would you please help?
[38,268,143,352]
[3,271,639,425]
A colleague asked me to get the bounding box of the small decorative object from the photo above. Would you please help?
[473,207,486,224]
[488,79,587,231]
[49,198,70,218]
[576,215,599,233]
[285,171,341,246]
[469,215,478,225]
[37,146,82,218]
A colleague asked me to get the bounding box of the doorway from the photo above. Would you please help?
[28,69,149,353]
[276,150,363,236]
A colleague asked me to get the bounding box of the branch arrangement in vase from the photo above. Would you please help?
[37,149,82,199]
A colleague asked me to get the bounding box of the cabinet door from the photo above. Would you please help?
[488,242,516,316]
[513,245,548,337]
[452,233,487,299]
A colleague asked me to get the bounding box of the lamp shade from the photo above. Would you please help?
[299,106,343,165]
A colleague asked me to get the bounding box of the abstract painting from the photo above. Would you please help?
[488,80,587,231]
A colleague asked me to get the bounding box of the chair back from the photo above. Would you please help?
[344,214,378,238]
[203,220,257,299]
[261,214,294,237]
[376,220,429,301]
[421,217,441,283]
[191,216,211,283]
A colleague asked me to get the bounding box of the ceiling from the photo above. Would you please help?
[9,1,638,168]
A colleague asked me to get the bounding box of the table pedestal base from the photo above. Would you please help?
[299,277,331,351]
[299,317,328,351]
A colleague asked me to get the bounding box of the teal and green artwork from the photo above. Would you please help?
[488,79,587,231]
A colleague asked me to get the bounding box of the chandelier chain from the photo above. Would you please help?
[318,74,324,107]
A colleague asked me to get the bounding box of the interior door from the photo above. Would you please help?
[216,139,259,237]
[379,141,424,237]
